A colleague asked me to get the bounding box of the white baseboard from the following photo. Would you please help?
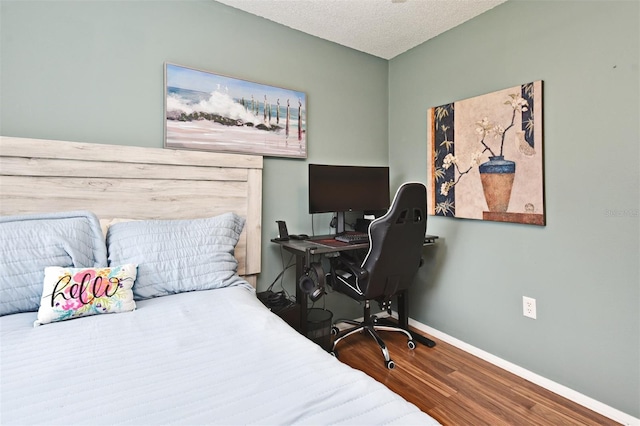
[403,315,639,426]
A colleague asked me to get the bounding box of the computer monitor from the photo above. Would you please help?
[308,164,390,234]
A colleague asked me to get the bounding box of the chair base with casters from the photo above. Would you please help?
[375,316,436,348]
[328,182,436,369]
[330,300,416,370]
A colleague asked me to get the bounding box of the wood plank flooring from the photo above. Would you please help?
[335,328,619,425]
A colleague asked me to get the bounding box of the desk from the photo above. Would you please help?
[270,234,438,346]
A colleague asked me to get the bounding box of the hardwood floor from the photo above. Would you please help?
[335,328,619,425]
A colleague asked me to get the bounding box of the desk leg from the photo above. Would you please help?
[295,255,308,336]
[397,290,409,329]
[395,290,436,348]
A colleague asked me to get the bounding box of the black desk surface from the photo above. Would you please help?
[271,234,438,255]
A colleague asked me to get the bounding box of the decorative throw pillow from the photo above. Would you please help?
[34,264,137,326]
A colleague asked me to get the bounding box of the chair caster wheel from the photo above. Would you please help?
[331,326,339,335]
[408,340,416,350]
[386,359,395,369]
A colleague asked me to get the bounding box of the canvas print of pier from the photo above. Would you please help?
[427,81,545,226]
[165,63,307,158]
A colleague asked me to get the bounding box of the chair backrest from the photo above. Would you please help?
[361,182,427,300]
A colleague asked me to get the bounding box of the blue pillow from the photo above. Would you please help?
[0,211,107,316]
[106,213,252,300]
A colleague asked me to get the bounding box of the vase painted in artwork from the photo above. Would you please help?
[479,156,515,213]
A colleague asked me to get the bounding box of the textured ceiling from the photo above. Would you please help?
[216,0,508,59]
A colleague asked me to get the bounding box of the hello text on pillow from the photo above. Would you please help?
[34,264,137,326]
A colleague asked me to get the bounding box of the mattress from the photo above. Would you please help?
[0,286,439,425]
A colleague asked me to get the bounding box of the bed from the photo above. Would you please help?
[0,136,439,425]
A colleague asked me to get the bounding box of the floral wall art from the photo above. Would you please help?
[165,63,307,158]
[428,81,545,225]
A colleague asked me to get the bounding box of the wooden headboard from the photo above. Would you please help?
[0,136,263,286]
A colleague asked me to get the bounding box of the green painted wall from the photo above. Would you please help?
[0,0,388,319]
[2,0,638,419]
[389,0,639,417]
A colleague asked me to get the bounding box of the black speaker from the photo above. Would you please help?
[298,262,325,302]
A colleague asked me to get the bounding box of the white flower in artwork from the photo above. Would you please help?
[506,94,529,112]
[492,124,505,138]
[475,117,492,137]
[442,153,457,170]
[470,151,483,167]
[440,181,455,196]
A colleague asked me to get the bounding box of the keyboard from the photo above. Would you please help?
[334,232,369,244]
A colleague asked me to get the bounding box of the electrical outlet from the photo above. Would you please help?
[523,296,537,319]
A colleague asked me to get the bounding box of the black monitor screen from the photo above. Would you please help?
[308,164,390,214]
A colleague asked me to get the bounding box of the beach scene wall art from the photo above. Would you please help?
[427,81,545,226]
[165,63,307,158]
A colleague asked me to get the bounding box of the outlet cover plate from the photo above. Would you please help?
[523,296,537,319]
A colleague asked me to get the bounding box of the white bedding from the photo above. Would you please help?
[0,286,439,425]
